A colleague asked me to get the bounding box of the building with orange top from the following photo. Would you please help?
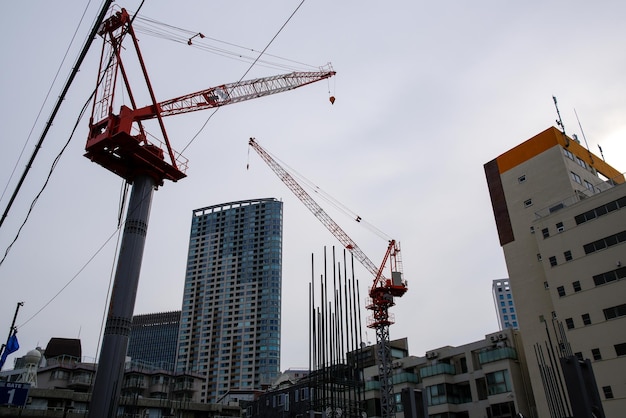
[485,126,626,418]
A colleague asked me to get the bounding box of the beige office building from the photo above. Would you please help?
[484,126,626,417]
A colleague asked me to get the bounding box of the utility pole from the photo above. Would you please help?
[0,301,24,371]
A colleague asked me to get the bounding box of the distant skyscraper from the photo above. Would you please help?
[175,198,283,403]
[485,126,626,417]
[491,279,518,329]
[128,311,180,369]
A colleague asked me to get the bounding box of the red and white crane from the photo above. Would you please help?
[86,8,334,418]
[248,137,407,418]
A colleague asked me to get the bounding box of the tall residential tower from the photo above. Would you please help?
[175,199,283,403]
[485,126,626,417]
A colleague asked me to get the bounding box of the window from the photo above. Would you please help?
[584,230,626,254]
[571,171,582,184]
[544,281,549,289]
[572,280,581,292]
[557,286,566,297]
[530,226,535,234]
[593,266,626,286]
[602,386,614,399]
[542,228,550,239]
[556,222,564,232]
[524,199,533,208]
[573,197,626,224]
[565,318,575,329]
[582,313,591,325]
[518,174,526,183]
[584,180,595,193]
[537,253,542,261]
[486,370,512,395]
[549,256,557,267]
[603,304,626,320]
[563,148,574,160]
[564,250,573,261]
[576,156,587,168]
[615,343,626,356]
[592,348,602,360]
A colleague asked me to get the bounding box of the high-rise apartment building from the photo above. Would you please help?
[485,126,626,417]
[492,279,519,330]
[175,198,283,403]
[128,311,181,369]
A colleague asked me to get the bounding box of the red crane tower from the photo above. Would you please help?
[86,9,335,418]
[248,138,408,418]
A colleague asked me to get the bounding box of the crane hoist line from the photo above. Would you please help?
[85,8,335,185]
[248,137,408,418]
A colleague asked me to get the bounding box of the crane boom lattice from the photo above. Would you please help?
[249,138,408,418]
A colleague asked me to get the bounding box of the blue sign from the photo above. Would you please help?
[0,381,30,406]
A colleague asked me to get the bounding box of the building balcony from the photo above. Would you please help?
[173,381,195,392]
[149,383,170,394]
[419,363,456,379]
[68,374,93,390]
[123,379,147,390]
[393,372,418,385]
[479,347,517,365]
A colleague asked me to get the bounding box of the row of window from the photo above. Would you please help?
[546,230,625,267]
[575,195,626,225]
[583,230,626,254]
[556,280,581,297]
[564,303,626,329]
[573,343,626,362]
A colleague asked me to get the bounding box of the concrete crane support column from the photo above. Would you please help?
[89,175,156,418]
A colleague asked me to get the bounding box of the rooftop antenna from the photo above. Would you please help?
[573,108,594,165]
[597,144,605,161]
[552,96,570,147]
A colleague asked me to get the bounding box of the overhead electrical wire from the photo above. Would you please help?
[0,0,115,234]
[0,1,96,206]
[180,0,310,154]
[9,0,312,337]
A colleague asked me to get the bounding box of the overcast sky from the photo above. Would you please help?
[1,1,625,372]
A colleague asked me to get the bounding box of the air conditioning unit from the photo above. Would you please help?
[498,333,507,341]
[426,351,438,359]
[489,335,498,343]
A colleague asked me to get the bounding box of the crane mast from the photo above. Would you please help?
[86,8,334,418]
[248,138,407,418]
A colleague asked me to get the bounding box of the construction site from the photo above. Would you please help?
[2,2,626,418]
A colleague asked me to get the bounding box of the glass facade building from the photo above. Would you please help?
[128,311,181,369]
[175,198,283,403]
[492,279,518,329]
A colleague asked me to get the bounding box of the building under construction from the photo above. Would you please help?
[248,246,366,418]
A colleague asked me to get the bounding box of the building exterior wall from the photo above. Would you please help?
[361,330,534,418]
[175,198,283,403]
[484,126,626,417]
[128,310,180,369]
[492,279,519,330]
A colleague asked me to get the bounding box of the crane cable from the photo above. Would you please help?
[180,0,309,155]
[248,143,391,242]
[133,16,318,73]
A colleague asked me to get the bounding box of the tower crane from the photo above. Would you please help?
[248,138,408,418]
[86,8,335,418]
